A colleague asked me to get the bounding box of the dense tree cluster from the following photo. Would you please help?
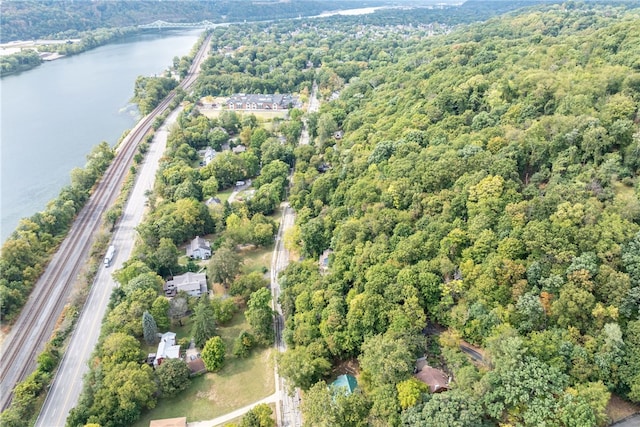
[276,3,640,426]
[132,75,179,115]
[0,49,41,76]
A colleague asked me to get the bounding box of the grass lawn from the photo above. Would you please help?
[242,246,273,274]
[217,188,234,203]
[133,312,275,426]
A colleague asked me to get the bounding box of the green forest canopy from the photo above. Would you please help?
[8,1,638,426]
[265,3,640,426]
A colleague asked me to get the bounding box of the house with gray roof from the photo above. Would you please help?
[153,331,181,366]
[165,272,208,297]
[186,236,211,260]
[226,93,299,111]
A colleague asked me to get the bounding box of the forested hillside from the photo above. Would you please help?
[0,0,387,42]
[274,3,640,426]
[27,1,640,426]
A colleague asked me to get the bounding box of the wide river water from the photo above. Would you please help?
[0,29,203,242]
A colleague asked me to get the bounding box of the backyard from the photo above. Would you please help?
[134,311,275,426]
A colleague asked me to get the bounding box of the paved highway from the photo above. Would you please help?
[32,34,212,426]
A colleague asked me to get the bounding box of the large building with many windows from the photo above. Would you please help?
[226,93,299,111]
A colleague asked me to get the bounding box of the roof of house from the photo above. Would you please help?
[319,249,333,271]
[187,355,207,375]
[149,417,187,427]
[331,374,358,396]
[189,236,210,252]
[415,366,449,393]
[165,272,207,296]
[156,332,180,360]
[169,272,207,287]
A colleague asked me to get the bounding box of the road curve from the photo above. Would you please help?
[0,32,212,416]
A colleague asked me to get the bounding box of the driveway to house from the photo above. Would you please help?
[460,343,484,362]
[299,81,319,146]
[187,393,278,427]
[227,180,252,203]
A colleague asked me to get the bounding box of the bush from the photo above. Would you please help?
[233,330,256,358]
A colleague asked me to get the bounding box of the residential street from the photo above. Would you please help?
[270,202,302,427]
[267,85,320,426]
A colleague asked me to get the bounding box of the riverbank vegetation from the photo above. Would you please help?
[0,49,41,77]
[132,76,179,115]
[0,27,140,77]
[0,142,114,322]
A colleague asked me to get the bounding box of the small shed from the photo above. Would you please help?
[187,354,206,376]
[331,374,358,396]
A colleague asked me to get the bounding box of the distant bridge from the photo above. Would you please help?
[138,20,222,30]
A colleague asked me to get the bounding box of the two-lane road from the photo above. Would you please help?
[31,34,212,426]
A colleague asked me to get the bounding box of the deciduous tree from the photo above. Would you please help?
[202,336,226,372]
[156,358,191,397]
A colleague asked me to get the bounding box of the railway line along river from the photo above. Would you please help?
[0,29,202,242]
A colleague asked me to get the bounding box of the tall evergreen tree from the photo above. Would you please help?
[142,311,158,345]
[192,297,217,348]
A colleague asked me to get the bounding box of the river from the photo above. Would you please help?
[0,29,202,242]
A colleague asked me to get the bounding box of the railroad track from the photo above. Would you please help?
[0,33,212,412]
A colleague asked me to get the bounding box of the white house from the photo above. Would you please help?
[154,332,181,366]
[203,147,217,165]
[186,236,211,260]
[165,272,208,297]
